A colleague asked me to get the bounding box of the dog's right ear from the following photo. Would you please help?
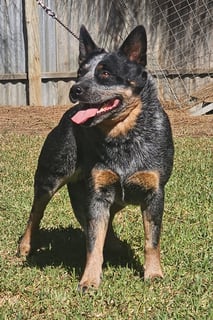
[79,25,100,65]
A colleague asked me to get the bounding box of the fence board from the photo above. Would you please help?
[24,0,42,105]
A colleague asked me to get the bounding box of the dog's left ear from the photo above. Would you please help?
[118,25,147,66]
[79,25,101,65]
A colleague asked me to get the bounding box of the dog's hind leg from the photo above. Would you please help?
[142,188,165,280]
[18,192,51,257]
[17,176,67,257]
[17,119,77,257]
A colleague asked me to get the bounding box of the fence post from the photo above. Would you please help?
[24,0,42,106]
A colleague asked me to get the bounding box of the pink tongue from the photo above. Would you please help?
[71,99,120,124]
[71,108,98,124]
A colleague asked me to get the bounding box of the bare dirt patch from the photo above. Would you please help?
[0,105,212,137]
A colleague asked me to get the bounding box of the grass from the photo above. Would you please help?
[0,133,212,319]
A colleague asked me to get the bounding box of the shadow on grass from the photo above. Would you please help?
[24,226,144,279]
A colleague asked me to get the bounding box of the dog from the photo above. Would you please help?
[18,25,174,291]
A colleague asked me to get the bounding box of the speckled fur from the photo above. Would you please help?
[18,25,174,291]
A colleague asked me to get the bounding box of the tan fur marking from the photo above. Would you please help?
[92,169,119,191]
[126,171,159,191]
[18,222,34,256]
[96,64,103,70]
[98,97,141,137]
[143,214,163,279]
[79,218,108,289]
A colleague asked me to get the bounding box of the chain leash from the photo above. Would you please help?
[36,0,79,40]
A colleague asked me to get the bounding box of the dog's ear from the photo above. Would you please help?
[118,25,147,66]
[79,25,100,64]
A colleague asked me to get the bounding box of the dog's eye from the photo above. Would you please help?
[101,71,110,79]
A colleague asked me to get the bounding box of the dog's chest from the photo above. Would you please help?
[91,164,159,205]
[77,128,161,204]
[84,132,146,173]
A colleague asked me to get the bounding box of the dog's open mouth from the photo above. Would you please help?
[71,98,121,124]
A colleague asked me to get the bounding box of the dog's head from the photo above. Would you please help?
[70,25,148,126]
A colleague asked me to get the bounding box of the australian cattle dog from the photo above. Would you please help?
[18,25,174,291]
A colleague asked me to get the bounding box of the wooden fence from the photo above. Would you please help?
[0,0,212,107]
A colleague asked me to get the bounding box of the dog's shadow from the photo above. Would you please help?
[24,226,144,279]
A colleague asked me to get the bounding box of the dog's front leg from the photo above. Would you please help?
[79,206,110,291]
[142,188,164,280]
[78,169,118,291]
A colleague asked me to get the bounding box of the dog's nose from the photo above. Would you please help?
[73,86,83,95]
[70,85,83,103]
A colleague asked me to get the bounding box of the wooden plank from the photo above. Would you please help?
[0,72,77,81]
[24,1,42,106]
[189,103,213,116]
[42,72,77,80]
[0,73,27,81]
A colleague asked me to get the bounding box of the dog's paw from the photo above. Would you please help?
[78,279,100,293]
[144,267,164,281]
[17,241,31,257]
[78,272,102,293]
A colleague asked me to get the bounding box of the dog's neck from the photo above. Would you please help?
[97,97,142,138]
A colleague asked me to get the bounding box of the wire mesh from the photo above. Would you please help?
[110,0,213,106]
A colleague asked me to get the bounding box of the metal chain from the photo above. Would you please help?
[36,0,136,42]
[36,0,79,40]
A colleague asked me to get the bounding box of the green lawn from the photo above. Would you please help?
[0,133,212,319]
